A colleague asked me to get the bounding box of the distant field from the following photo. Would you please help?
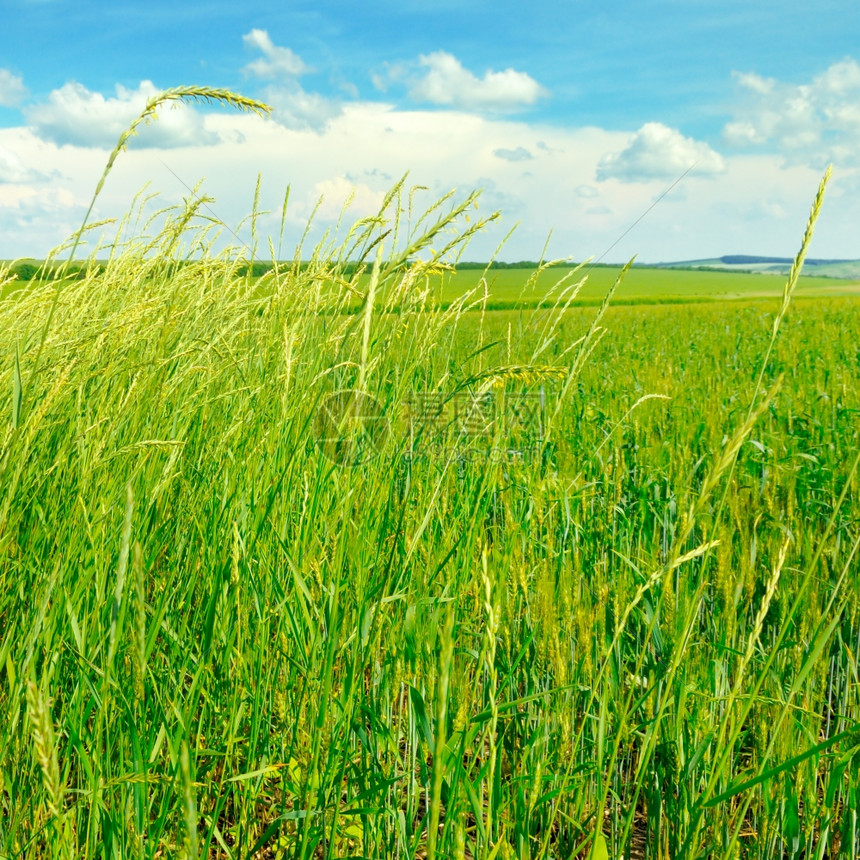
[6,261,859,309]
[653,256,860,279]
[424,264,860,308]
[291,263,860,311]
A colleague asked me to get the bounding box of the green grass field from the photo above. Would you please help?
[8,253,858,313]
[423,265,860,309]
[0,91,858,860]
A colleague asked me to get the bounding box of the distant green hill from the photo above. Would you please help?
[651,255,860,279]
[6,254,860,283]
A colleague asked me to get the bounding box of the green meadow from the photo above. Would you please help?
[420,265,860,309]
[6,256,858,311]
[0,89,858,860]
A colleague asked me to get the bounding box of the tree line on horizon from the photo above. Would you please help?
[3,258,624,282]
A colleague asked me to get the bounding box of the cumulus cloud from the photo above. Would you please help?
[24,80,219,148]
[0,69,28,107]
[371,61,409,94]
[0,144,49,183]
[309,175,385,221]
[723,58,860,166]
[258,85,342,133]
[409,51,547,111]
[242,29,311,78]
[241,29,342,132]
[3,100,857,263]
[0,185,84,256]
[494,146,533,162]
[596,122,726,183]
[1,186,78,222]
[732,71,775,96]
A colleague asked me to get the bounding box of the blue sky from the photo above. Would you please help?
[1,0,859,261]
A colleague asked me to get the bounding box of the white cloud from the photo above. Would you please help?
[0,69,28,107]
[242,29,311,78]
[257,84,342,133]
[1,104,855,264]
[723,120,762,146]
[597,123,726,183]
[24,80,219,149]
[494,146,533,162]
[0,185,84,255]
[409,51,547,111]
[240,29,341,132]
[339,81,360,99]
[309,176,386,221]
[0,186,78,222]
[371,62,409,94]
[0,144,49,183]
[732,72,775,96]
[817,58,860,94]
[724,58,860,167]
